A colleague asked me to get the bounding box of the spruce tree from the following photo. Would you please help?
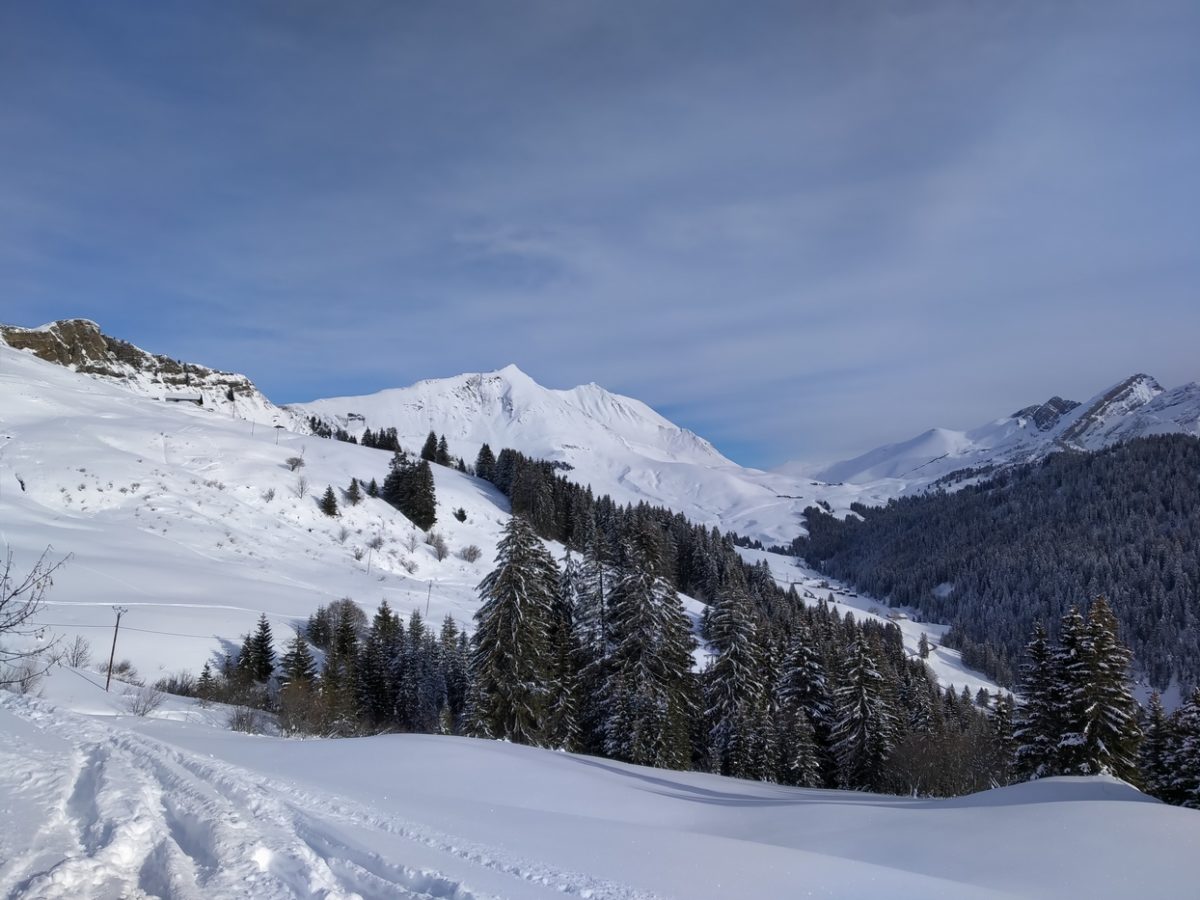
[602,523,696,770]
[420,430,438,462]
[1074,597,1141,780]
[1014,623,1061,779]
[280,632,316,685]
[470,515,559,745]
[475,443,496,482]
[704,575,765,778]
[1139,691,1174,799]
[247,613,276,683]
[366,477,379,498]
[346,478,362,506]
[1169,688,1200,809]
[319,485,339,517]
[830,633,896,790]
[435,435,451,466]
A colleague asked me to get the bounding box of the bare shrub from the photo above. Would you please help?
[107,659,141,686]
[125,683,165,717]
[352,547,365,561]
[228,705,263,734]
[403,531,420,553]
[336,525,351,544]
[65,635,92,668]
[155,670,196,697]
[1,659,45,695]
[425,531,449,561]
[457,544,482,563]
[293,475,309,499]
[1,548,69,688]
[367,535,384,551]
[261,487,276,503]
[285,456,306,472]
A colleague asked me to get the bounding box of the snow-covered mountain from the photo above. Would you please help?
[799,373,1200,487]
[292,366,901,545]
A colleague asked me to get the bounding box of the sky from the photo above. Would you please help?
[2,1,1198,468]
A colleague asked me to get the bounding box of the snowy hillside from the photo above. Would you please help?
[3,671,1197,900]
[294,365,895,546]
[798,372,1200,488]
[0,336,987,694]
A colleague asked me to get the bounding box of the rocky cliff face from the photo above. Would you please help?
[0,319,299,427]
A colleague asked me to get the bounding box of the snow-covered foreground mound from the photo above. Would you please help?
[2,673,1196,900]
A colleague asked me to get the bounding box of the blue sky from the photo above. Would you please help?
[3,1,1198,467]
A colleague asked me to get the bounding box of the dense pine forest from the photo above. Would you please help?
[178,430,1200,807]
[790,435,1200,690]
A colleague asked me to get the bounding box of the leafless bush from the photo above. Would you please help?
[293,475,309,499]
[64,635,92,667]
[457,544,482,563]
[285,456,306,472]
[353,547,365,561]
[367,535,384,551]
[261,487,276,503]
[399,557,418,575]
[403,531,420,553]
[125,683,165,717]
[228,705,264,734]
[155,670,196,697]
[107,658,141,686]
[426,531,449,561]
[0,659,45,695]
[336,525,351,544]
[1,548,69,688]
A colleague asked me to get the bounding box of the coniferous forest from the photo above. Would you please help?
[790,435,1200,690]
[188,432,1200,808]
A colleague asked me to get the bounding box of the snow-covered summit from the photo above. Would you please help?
[295,364,732,469]
[801,372,1200,487]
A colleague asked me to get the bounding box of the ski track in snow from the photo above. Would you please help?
[0,694,659,900]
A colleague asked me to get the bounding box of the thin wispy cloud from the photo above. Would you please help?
[2,1,1197,466]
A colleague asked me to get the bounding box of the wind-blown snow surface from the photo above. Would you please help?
[3,671,1197,900]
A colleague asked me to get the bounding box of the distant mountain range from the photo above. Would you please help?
[782,373,1200,488]
[4,319,1198,546]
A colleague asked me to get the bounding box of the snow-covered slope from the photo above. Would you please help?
[3,672,1197,900]
[293,366,896,546]
[801,373,1200,488]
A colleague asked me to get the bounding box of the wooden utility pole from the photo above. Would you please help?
[105,606,128,692]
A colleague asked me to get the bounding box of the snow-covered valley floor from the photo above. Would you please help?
[2,670,1197,900]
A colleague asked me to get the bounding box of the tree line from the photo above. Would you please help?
[790,435,1200,690]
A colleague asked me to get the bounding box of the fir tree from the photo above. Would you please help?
[602,523,696,770]
[420,430,438,462]
[704,575,765,778]
[245,613,276,683]
[475,443,496,482]
[435,435,451,466]
[1072,597,1141,780]
[366,477,379,498]
[470,515,559,745]
[830,633,896,790]
[346,478,362,506]
[1170,687,1200,809]
[1140,691,1174,799]
[1014,623,1060,779]
[280,632,316,685]
[319,485,339,517]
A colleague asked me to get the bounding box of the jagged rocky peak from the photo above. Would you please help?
[1058,373,1164,448]
[1012,395,1080,432]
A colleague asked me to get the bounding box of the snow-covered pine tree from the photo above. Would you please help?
[830,632,897,790]
[470,515,559,745]
[435,435,451,466]
[602,522,696,770]
[246,613,276,683]
[544,552,582,750]
[1074,597,1141,780]
[1139,691,1174,800]
[703,574,764,778]
[1014,623,1061,779]
[280,632,316,685]
[346,477,362,506]
[1169,687,1200,809]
